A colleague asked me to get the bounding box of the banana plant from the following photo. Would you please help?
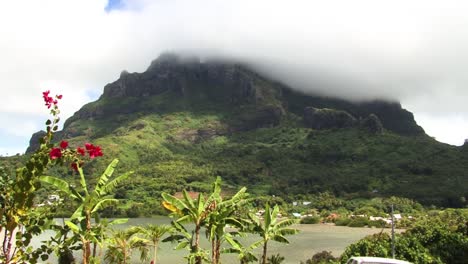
[161,191,211,264]
[247,204,299,264]
[161,177,226,264]
[41,158,132,264]
[205,183,248,264]
[162,177,250,264]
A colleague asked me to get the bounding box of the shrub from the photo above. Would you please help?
[335,218,351,226]
[347,217,369,227]
[301,250,338,264]
[300,216,321,224]
[368,220,386,228]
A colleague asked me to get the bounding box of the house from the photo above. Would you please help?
[326,213,339,222]
[292,213,302,218]
[393,214,402,221]
[370,216,392,224]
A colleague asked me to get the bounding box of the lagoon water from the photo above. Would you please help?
[33,217,397,264]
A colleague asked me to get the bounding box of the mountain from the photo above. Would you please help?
[26,54,468,213]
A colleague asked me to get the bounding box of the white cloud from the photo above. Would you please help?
[1,0,468,154]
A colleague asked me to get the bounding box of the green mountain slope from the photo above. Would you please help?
[26,54,468,211]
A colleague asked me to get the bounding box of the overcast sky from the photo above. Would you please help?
[1,0,468,155]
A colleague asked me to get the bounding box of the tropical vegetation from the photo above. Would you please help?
[1,56,467,263]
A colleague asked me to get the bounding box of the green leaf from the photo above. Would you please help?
[91,198,119,213]
[65,221,80,233]
[99,171,132,197]
[96,159,119,191]
[70,204,84,220]
[175,241,189,250]
[271,235,289,244]
[77,166,88,196]
[109,218,129,226]
[162,192,189,212]
[40,176,81,200]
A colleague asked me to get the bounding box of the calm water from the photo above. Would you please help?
[32,217,397,264]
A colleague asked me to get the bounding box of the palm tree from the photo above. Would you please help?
[41,159,132,264]
[104,228,149,264]
[248,204,298,264]
[136,224,173,264]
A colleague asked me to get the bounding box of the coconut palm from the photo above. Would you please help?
[104,228,149,264]
[41,159,132,264]
[136,224,173,264]
[248,204,299,264]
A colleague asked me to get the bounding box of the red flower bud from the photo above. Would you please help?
[77,147,85,156]
[49,148,62,160]
[60,140,68,149]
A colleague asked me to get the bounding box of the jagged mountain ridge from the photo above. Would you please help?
[62,53,423,138]
[26,54,467,210]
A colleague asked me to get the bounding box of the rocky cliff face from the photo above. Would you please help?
[28,53,425,152]
[101,53,260,104]
[303,107,357,129]
[25,130,46,153]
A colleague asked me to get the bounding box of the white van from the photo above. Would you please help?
[346,257,412,264]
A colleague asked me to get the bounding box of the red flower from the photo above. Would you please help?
[89,146,103,159]
[42,90,61,109]
[43,91,54,109]
[77,147,85,156]
[85,143,93,150]
[83,143,103,158]
[49,148,62,159]
[60,140,68,149]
